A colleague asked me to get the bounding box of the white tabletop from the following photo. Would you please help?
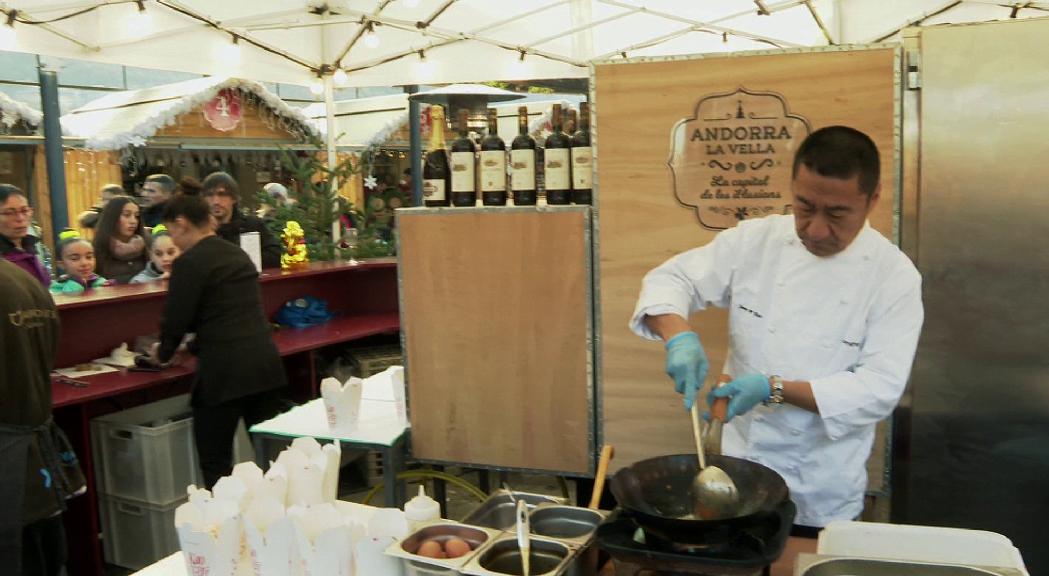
[249,397,408,447]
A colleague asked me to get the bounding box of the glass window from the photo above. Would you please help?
[40,55,124,89]
[0,51,39,83]
[0,84,42,111]
[58,87,113,114]
[278,83,320,102]
[125,66,201,90]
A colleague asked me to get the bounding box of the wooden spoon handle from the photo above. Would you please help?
[711,374,731,422]
[589,444,615,509]
[690,403,706,470]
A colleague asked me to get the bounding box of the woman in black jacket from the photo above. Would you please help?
[149,194,287,487]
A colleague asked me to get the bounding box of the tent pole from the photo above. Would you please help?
[324,74,341,242]
[406,85,422,207]
[38,67,68,245]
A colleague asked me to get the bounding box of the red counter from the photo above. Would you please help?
[51,259,400,575]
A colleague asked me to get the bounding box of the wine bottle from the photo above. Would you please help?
[480,108,507,206]
[543,103,571,205]
[423,105,450,207]
[450,109,477,207]
[510,106,537,206]
[571,102,592,205]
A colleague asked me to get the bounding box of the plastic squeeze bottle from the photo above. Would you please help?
[404,485,441,529]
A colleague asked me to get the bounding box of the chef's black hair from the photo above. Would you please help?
[792,126,880,197]
[162,193,211,228]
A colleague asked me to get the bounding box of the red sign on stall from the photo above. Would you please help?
[203,89,243,132]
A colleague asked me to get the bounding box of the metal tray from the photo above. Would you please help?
[386,521,502,574]
[461,534,576,576]
[527,505,608,549]
[795,554,1028,576]
[462,490,568,530]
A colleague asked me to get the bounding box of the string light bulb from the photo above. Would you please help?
[309,80,324,95]
[0,10,16,50]
[132,1,151,26]
[221,34,242,61]
[333,67,348,86]
[363,22,380,48]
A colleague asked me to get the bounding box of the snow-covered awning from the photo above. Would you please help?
[0,90,43,130]
[60,76,321,150]
[1,1,1044,87]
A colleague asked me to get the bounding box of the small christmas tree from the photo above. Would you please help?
[258,144,362,262]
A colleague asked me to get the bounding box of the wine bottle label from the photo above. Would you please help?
[423,179,446,201]
[480,151,506,192]
[571,147,592,189]
[511,149,536,190]
[450,151,476,192]
[544,148,570,190]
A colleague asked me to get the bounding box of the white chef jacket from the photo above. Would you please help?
[630,214,923,527]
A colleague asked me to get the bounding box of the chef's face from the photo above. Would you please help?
[791,164,878,257]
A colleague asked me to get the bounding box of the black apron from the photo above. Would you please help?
[0,419,86,575]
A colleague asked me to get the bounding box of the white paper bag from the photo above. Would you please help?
[243,498,297,576]
[355,536,404,576]
[321,376,363,430]
[175,490,242,576]
[290,504,353,576]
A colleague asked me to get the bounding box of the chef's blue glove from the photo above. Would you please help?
[664,331,708,411]
[710,373,770,422]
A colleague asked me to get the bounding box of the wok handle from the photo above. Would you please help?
[589,444,615,509]
[689,403,706,470]
[711,374,731,422]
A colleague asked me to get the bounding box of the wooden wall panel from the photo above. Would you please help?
[155,108,304,141]
[63,149,122,238]
[595,48,898,468]
[399,208,592,474]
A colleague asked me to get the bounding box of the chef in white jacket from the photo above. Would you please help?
[630,126,924,532]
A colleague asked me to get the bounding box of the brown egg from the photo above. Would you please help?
[416,539,444,558]
[444,537,472,558]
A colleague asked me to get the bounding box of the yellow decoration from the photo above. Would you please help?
[280,221,309,269]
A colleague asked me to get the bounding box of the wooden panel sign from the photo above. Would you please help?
[669,88,810,229]
[399,208,593,474]
[595,47,898,468]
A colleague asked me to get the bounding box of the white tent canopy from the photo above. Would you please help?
[1,1,1045,88]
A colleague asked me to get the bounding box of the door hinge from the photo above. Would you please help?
[906,49,921,90]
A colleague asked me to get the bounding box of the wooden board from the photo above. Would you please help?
[399,208,593,474]
[63,148,123,238]
[595,47,898,468]
[155,108,305,141]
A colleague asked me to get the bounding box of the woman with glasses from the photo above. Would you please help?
[0,184,50,287]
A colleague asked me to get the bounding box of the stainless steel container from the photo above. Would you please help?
[461,535,575,576]
[527,505,607,549]
[462,490,568,531]
[386,522,502,576]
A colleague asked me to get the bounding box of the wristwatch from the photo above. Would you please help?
[765,375,784,405]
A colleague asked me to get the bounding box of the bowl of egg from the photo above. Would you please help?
[386,522,501,575]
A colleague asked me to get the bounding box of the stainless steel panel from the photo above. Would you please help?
[898,17,1049,576]
[795,555,1023,576]
[462,490,568,530]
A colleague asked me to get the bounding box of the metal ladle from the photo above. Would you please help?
[688,378,740,520]
[515,498,530,576]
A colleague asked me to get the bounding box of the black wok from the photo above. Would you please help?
[610,453,790,545]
